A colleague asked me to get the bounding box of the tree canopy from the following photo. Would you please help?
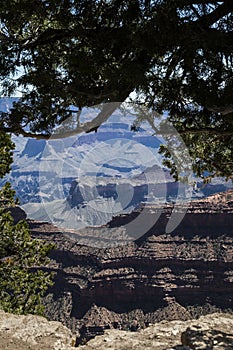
[0,0,233,180]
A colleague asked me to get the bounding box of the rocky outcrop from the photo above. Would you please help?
[0,311,232,349]
[78,312,233,350]
[0,310,76,350]
[181,323,233,350]
[9,206,27,224]
[28,190,233,342]
[0,308,233,350]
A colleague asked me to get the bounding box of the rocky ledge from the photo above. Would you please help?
[27,190,233,342]
[0,311,232,350]
[0,310,75,350]
[79,312,233,350]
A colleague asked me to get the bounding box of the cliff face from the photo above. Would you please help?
[28,190,233,342]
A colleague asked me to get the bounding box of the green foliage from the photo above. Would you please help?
[0,181,55,315]
[0,133,15,178]
[0,1,233,180]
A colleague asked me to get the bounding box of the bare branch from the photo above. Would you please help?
[207,104,233,115]
[52,102,121,139]
[1,102,124,140]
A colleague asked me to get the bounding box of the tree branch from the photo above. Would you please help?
[1,102,126,140]
[0,127,50,140]
[52,102,122,139]
[194,0,233,28]
[181,27,233,53]
[175,127,233,136]
[21,28,73,49]
[207,104,233,115]
[177,0,228,7]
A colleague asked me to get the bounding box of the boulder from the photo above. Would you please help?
[181,323,233,349]
[0,310,76,350]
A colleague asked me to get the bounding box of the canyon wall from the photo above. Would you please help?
[28,190,233,342]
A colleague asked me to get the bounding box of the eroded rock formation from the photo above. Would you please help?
[27,190,233,342]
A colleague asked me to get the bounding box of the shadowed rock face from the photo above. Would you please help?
[9,206,27,224]
[27,190,233,342]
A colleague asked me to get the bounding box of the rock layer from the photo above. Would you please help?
[28,190,233,341]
